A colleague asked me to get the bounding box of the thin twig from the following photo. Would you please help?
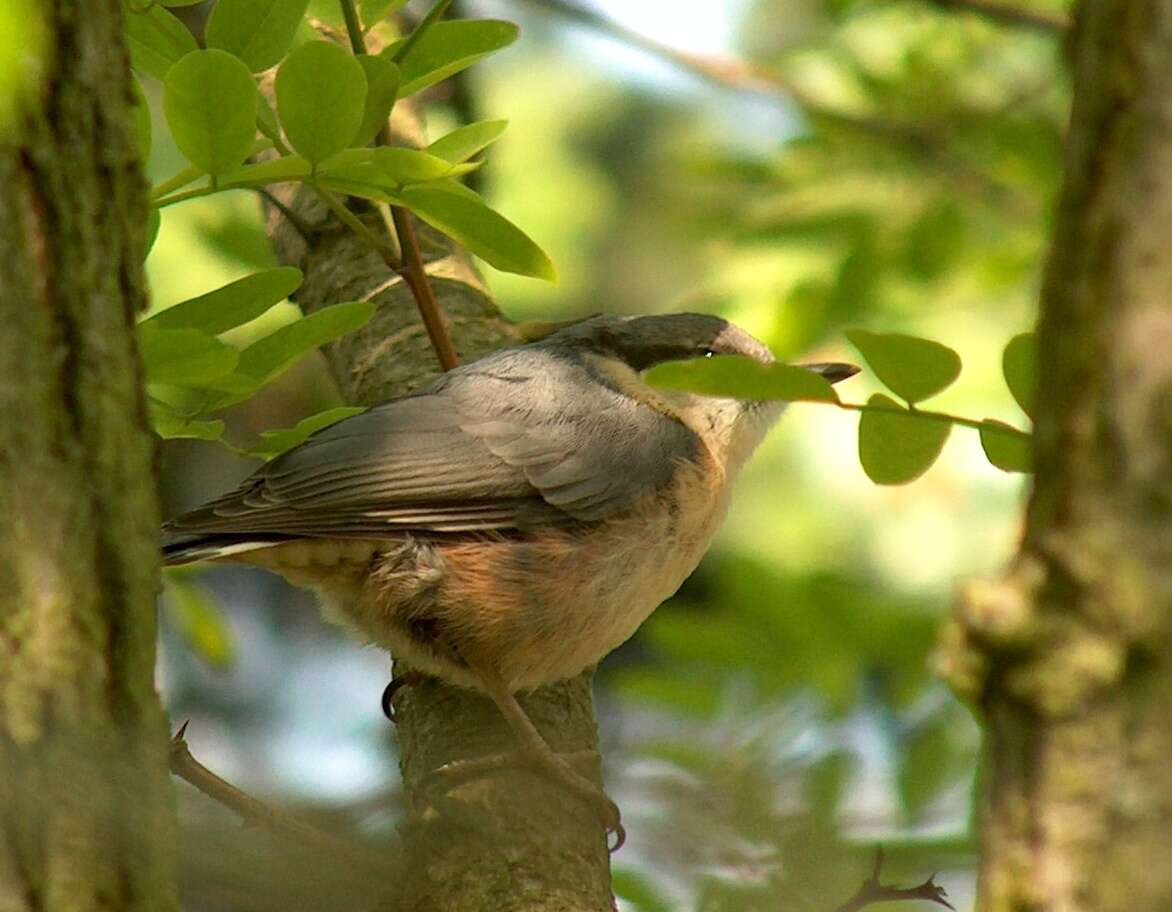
[169,722,393,875]
[336,0,461,372]
[922,0,1069,33]
[834,847,955,912]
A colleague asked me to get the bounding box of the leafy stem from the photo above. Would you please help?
[334,0,461,371]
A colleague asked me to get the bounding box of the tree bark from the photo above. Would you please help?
[938,1,1172,909]
[0,1,177,910]
[264,108,615,911]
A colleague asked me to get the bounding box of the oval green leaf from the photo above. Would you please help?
[845,328,962,404]
[164,49,258,176]
[858,393,951,484]
[205,0,310,72]
[142,267,303,335]
[646,356,840,403]
[979,419,1032,473]
[1002,332,1036,420]
[148,400,227,440]
[353,55,400,147]
[164,577,236,669]
[374,147,456,183]
[397,183,555,281]
[139,325,240,386]
[125,4,198,80]
[235,300,375,386]
[246,406,367,460]
[391,20,519,97]
[221,155,311,188]
[276,41,367,165]
[426,119,508,163]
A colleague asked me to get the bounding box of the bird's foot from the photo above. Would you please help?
[423,747,624,851]
[380,670,426,722]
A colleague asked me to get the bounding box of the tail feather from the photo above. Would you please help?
[162,535,292,565]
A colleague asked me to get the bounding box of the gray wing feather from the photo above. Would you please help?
[164,347,698,538]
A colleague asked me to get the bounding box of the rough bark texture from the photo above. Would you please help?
[937,1,1172,909]
[0,1,177,909]
[264,108,615,910]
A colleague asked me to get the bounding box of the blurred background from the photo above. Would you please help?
[149,0,1069,908]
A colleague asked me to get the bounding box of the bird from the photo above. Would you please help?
[162,312,858,847]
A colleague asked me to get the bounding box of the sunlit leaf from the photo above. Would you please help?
[164,49,258,176]
[138,325,240,385]
[245,406,367,460]
[857,394,951,484]
[390,20,519,97]
[124,4,197,80]
[205,0,310,72]
[426,119,508,163]
[375,147,458,183]
[164,576,236,669]
[1002,332,1036,420]
[397,183,555,280]
[221,155,312,187]
[276,41,367,165]
[646,356,840,403]
[353,55,400,147]
[141,267,303,335]
[979,419,1031,473]
[845,328,962,404]
[234,300,375,386]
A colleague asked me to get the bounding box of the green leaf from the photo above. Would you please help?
[139,326,240,385]
[276,41,367,166]
[375,147,458,183]
[164,576,236,669]
[353,56,400,147]
[361,0,410,29]
[131,76,152,160]
[148,400,226,440]
[391,20,519,97]
[142,267,303,335]
[245,406,367,460]
[124,4,198,80]
[144,207,161,259]
[646,356,840,403]
[979,419,1032,473]
[205,0,311,72]
[426,119,507,163]
[845,328,962,404]
[255,89,281,143]
[221,155,311,187]
[1002,332,1036,420]
[857,394,951,484]
[398,184,555,280]
[235,300,375,386]
[164,49,258,176]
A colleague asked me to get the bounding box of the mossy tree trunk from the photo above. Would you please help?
[0,1,177,909]
[940,1,1172,909]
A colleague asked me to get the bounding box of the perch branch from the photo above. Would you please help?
[834,847,955,912]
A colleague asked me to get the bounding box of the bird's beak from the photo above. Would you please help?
[802,362,861,385]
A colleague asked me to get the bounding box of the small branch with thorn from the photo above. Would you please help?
[169,722,393,875]
[834,847,955,912]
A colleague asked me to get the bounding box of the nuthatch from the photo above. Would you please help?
[163,313,857,845]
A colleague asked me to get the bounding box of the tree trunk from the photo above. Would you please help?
[264,108,615,911]
[0,2,177,909]
[939,1,1172,909]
